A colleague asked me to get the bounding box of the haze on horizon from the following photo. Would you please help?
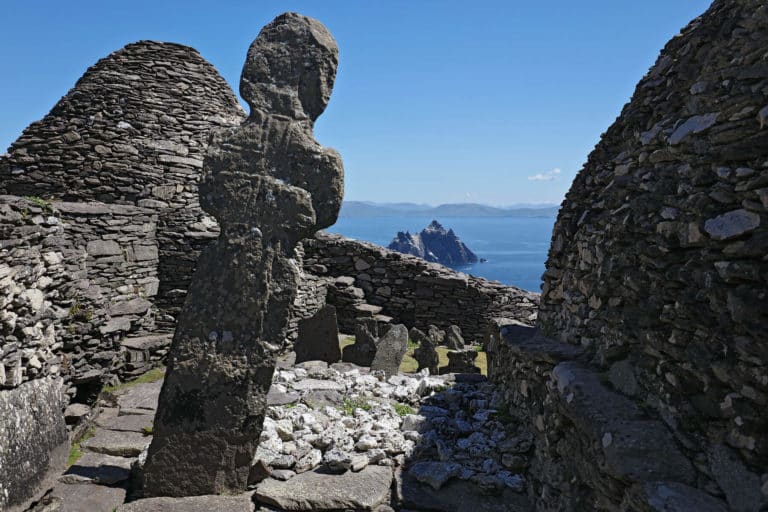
[0,0,709,205]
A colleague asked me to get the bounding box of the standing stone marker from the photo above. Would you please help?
[427,324,446,346]
[445,325,465,350]
[370,324,409,376]
[295,305,341,364]
[342,318,380,366]
[412,328,439,375]
[445,349,481,374]
[143,12,343,497]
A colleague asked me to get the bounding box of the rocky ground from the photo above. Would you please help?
[32,357,533,512]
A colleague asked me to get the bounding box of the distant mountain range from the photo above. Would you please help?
[339,201,559,218]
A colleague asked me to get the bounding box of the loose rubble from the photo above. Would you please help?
[254,360,531,502]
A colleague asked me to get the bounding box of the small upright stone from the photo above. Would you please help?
[445,349,480,374]
[411,328,439,375]
[342,318,379,367]
[371,324,409,376]
[444,325,465,350]
[143,12,343,497]
[427,325,445,345]
[295,305,341,364]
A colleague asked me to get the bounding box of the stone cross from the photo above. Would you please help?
[142,12,343,497]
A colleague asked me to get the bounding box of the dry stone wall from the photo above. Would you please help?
[0,40,245,330]
[300,232,539,340]
[0,195,161,511]
[484,0,768,509]
[0,195,160,400]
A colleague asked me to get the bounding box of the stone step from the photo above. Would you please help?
[116,493,255,511]
[500,324,696,487]
[255,465,393,511]
[121,334,172,352]
[354,303,382,316]
[373,314,393,324]
[82,429,151,457]
[60,452,134,485]
[49,481,127,512]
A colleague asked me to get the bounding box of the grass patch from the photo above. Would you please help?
[103,366,165,394]
[394,403,415,416]
[68,299,94,322]
[400,351,419,373]
[68,426,96,467]
[141,425,153,436]
[342,397,373,415]
[24,195,56,213]
[339,336,355,350]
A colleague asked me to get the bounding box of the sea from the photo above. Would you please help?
[326,216,557,293]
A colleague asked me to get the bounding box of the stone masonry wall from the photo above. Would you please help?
[0,195,159,401]
[521,0,768,509]
[301,232,539,340]
[0,41,245,330]
[0,195,160,511]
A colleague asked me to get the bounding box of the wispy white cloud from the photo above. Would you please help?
[527,168,561,181]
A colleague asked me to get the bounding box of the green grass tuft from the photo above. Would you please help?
[103,366,165,394]
[341,397,373,415]
[394,403,415,416]
[24,195,57,215]
[68,426,96,467]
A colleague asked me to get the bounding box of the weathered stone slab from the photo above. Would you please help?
[49,482,127,512]
[622,481,728,512]
[98,413,154,433]
[445,325,465,350]
[117,493,256,511]
[370,324,408,376]
[412,327,439,375]
[703,209,761,240]
[83,429,151,457]
[291,379,345,392]
[295,305,341,364]
[115,380,162,411]
[255,465,392,511]
[342,318,379,366]
[143,12,344,497]
[396,469,531,512]
[62,452,134,484]
[267,388,300,406]
[0,378,68,512]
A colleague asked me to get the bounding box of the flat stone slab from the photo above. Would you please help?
[83,429,151,457]
[290,379,345,392]
[121,335,172,351]
[396,470,531,512]
[116,381,162,412]
[117,493,256,511]
[50,481,127,512]
[97,413,154,433]
[61,452,134,484]
[255,465,392,511]
[266,388,300,406]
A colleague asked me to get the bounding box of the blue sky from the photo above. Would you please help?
[0,0,710,206]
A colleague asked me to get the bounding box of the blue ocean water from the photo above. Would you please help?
[327,216,556,292]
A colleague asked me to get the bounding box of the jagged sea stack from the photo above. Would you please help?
[142,12,343,497]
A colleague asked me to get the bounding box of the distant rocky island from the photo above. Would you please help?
[387,220,478,265]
